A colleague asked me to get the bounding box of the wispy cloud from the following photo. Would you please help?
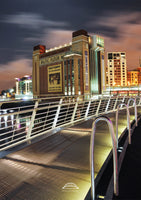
[42,29,72,47]
[1,13,68,29]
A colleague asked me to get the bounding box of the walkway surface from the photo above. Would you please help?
[0,109,138,200]
[113,118,141,200]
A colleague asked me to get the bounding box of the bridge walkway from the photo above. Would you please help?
[0,109,138,200]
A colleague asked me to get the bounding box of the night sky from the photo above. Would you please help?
[0,0,141,91]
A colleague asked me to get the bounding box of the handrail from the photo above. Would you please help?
[116,103,131,147]
[90,116,118,200]
[127,98,137,127]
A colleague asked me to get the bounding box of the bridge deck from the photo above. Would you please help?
[0,110,137,200]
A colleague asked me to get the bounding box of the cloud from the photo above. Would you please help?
[2,12,68,29]
[0,58,32,91]
[42,29,73,48]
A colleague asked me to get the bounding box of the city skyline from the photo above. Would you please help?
[0,0,141,91]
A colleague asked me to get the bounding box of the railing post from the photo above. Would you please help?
[122,96,125,103]
[96,99,101,115]
[113,96,118,110]
[26,100,39,139]
[90,116,118,200]
[116,103,131,147]
[121,96,125,108]
[105,96,111,112]
[128,98,137,127]
[52,98,62,128]
[85,100,91,119]
[71,97,79,122]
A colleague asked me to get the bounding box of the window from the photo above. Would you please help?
[108,53,112,59]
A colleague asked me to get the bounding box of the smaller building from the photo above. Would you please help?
[15,75,33,99]
[127,70,139,86]
[127,67,141,86]
[137,67,141,84]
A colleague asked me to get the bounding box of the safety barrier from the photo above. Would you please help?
[0,95,140,151]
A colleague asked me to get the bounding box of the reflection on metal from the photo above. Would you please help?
[128,98,137,127]
[116,103,131,146]
[90,116,118,200]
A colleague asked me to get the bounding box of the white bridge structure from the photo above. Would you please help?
[0,95,141,200]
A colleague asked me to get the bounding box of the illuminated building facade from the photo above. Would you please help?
[127,67,141,86]
[15,76,33,99]
[89,35,105,94]
[107,52,127,87]
[127,70,139,86]
[137,67,141,84]
[32,30,106,98]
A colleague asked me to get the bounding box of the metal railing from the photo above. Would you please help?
[90,116,118,200]
[0,95,141,151]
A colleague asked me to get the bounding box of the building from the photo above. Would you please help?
[32,30,106,98]
[89,35,105,94]
[107,52,127,87]
[15,75,33,99]
[127,67,141,86]
[137,67,141,84]
[127,70,139,86]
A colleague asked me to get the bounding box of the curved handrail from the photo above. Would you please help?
[90,116,118,200]
[116,103,131,147]
[127,98,137,127]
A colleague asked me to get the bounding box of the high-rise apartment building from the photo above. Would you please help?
[107,52,127,87]
[32,30,106,98]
